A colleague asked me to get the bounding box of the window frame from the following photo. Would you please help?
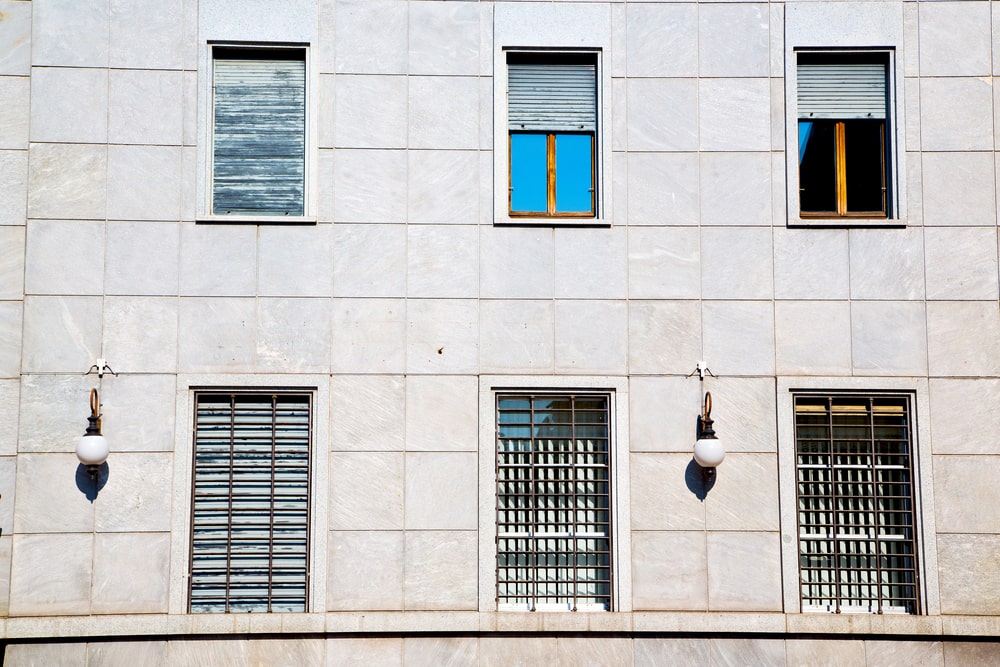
[776,378,940,617]
[478,375,632,613]
[197,42,317,224]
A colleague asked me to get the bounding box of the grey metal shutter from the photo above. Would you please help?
[212,52,305,215]
[797,61,887,119]
[190,393,311,613]
[508,62,596,132]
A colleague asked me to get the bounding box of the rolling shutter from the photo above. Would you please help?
[508,61,597,132]
[212,51,306,215]
[190,393,311,613]
[797,60,887,120]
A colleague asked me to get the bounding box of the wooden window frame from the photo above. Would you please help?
[799,119,888,219]
[508,132,596,218]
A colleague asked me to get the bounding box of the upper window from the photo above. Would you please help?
[495,393,612,611]
[507,53,597,218]
[797,52,890,219]
[189,391,312,613]
[794,393,920,614]
[210,47,306,217]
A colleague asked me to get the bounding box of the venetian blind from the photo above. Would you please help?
[508,59,597,132]
[798,58,888,120]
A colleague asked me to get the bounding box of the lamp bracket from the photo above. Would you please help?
[686,360,716,382]
[85,359,118,378]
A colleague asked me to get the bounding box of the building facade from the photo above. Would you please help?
[1,0,999,664]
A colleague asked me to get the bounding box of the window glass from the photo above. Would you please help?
[554,134,593,214]
[510,134,548,214]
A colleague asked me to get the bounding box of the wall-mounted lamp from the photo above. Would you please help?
[694,391,725,480]
[76,388,109,480]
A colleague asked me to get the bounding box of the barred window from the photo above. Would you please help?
[496,394,612,611]
[189,392,311,613]
[794,394,919,614]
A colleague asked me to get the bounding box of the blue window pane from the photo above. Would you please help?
[554,134,593,214]
[510,134,548,213]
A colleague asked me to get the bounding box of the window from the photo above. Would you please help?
[507,53,596,218]
[495,393,612,611]
[797,52,890,218]
[794,393,920,614]
[210,47,306,216]
[189,391,311,613]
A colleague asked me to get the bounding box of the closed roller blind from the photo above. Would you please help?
[508,61,596,132]
[190,393,311,613]
[798,60,887,120]
[212,51,305,215]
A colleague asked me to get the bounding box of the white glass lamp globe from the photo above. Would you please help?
[77,432,109,467]
[693,437,725,468]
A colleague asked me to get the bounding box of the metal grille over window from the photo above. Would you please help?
[794,395,919,614]
[496,394,612,611]
[190,392,311,613]
[212,48,306,216]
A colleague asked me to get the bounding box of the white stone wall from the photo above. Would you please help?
[2,0,1000,659]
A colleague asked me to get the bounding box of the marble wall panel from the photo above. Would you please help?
[480,638,558,667]
[407,150,479,224]
[9,533,93,616]
[403,530,477,610]
[335,0,407,75]
[706,377,777,454]
[333,75,407,149]
[0,0,31,75]
[0,76,28,148]
[178,223,257,296]
[407,225,479,298]
[93,452,172,532]
[919,77,994,152]
[16,374,94,453]
[865,640,944,666]
[628,300,701,376]
[0,380,18,456]
[0,150,27,225]
[107,145,182,221]
[27,143,107,220]
[258,224,333,296]
[702,301,775,377]
[21,296,101,374]
[629,376,702,453]
[327,638,402,667]
[331,298,407,374]
[628,227,700,299]
[330,374,405,452]
[92,532,170,613]
[699,152,771,226]
[408,76,479,150]
[707,532,782,611]
[631,531,706,610]
[627,78,698,152]
[329,452,404,530]
[554,227,627,299]
[404,375,478,452]
[923,227,999,301]
[699,78,770,152]
[905,150,922,227]
[166,639,249,667]
[479,226,554,298]
[698,3,769,78]
[626,3,696,78]
[104,221,180,296]
[24,220,103,295]
[785,639,866,667]
[635,639,712,667]
[99,374,177,453]
[404,452,477,530]
[333,223,406,297]
[110,0,184,70]
[937,534,1000,615]
[32,0,109,67]
[705,454,779,532]
[250,639,325,667]
[630,453,706,531]
[256,297,332,373]
[851,300,928,376]
[402,638,477,667]
[408,1,479,76]
[775,300,852,376]
[556,638,633,666]
[0,301,20,378]
[849,227,925,300]
[5,643,88,667]
[904,78,921,153]
[88,641,168,667]
[701,227,773,299]
[922,152,996,226]
[109,69,184,146]
[624,152,699,226]
[943,642,1000,667]
[929,379,1000,455]
[710,639,785,667]
[927,301,1000,377]
[0,456,13,534]
[480,300,555,373]
[177,297,256,372]
[332,151,408,224]
[406,299,479,374]
[0,225,23,298]
[327,531,403,610]
[918,1,991,77]
[554,300,627,374]
[103,297,179,373]
[933,455,1000,534]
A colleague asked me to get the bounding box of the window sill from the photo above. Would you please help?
[788,216,906,229]
[495,216,611,228]
[196,215,317,226]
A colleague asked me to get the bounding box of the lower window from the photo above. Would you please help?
[794,394,919,614]
[495,393,612,611]
[189,391,312,613]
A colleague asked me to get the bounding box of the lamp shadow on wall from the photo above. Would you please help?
[75,463,109,502]
[685,459,715,501]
